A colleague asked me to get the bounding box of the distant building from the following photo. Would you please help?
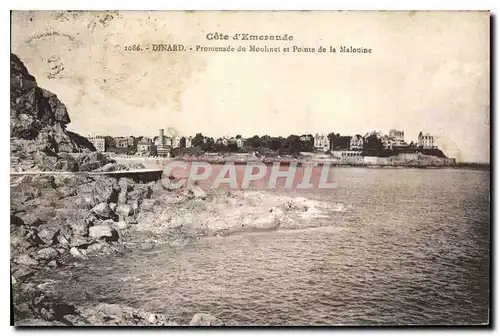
[115,137,129,148]
[331,150,364,164]
[236,138,244,148]
[389,129,405,141]
[381,135,393,150]
[300,135,313,142]
[171,136,181,149]
[137,138,152,154]
[387,129,408,148]
[185,136,193,148]
[156,129,171,157]
[88,135,106,152]
[418,132,435,149]
[127,136,135,148]
[349,134,364,151]
[314,134,330,152]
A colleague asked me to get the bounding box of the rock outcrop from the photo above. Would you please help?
[10,53,113,172]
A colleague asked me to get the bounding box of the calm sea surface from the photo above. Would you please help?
[41,168,490,325]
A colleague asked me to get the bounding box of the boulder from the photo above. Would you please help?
[54,231,71,248]
[14,254,39,266]
[95,162,128,172]
[36,225,60,246]
[118,191,127,205]
[91,202,114,219]
[115,203,132,218]
[110,221,129,231]
[12,266,35,281]
[86,242,105,254]
[69,219,90,237]
[47,260,59,268]
[89,223,118,242]
[130,200,139,214]
[34,247,59,261]
[69,235,89,248]
[10,214,25,227]
[78,177,119,204]
[74,152,113,172]
[69,247,88,260]
[18,213,43,227]
[118,177,135,192]
[57,186,77,198]
[11,227,32,251]
[139,199,157,212]
[189,313,224,326]
[127,184,152,201]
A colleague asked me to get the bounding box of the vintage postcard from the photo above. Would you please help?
[10,10,490,326]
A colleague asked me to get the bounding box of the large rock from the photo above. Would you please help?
[139,199,157,212]
[78,303,179,326]
[74,152,113,172]
[89,223,118,241]
[115,204,132,219]
[14,254,39,266]
[110,221,129,231]
[78,177,119,205]
[36,225,60,246]
[34,247,59,261]
[93,162,127,172]
[189,313,224,326]
[91,203,114,219]
[11,266,35,281]
[17,213,43,227]
[69,247,88,260]
[127,184,153,202]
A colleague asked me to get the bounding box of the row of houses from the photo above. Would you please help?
[89,129,247,156]
[88,130,195,155]
[215,136,245,148]
[89,128,436,156]
[312,129,436,152]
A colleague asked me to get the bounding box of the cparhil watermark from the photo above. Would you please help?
[161,161,338,190]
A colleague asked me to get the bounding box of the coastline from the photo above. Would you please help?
[10,171,339,326]
[109,154,487,170]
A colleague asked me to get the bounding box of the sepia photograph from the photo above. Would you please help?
[9,10,490,326]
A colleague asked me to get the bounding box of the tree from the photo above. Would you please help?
[363,134,384,154]
[202,137,215,152]
[328,133,350,150]
[268,137,282,151]
[285,135,302,155]
[227,142,239,152]
[338,136,351,150]
[248,135,261,149]
[104,136,115,149]
[179,137,186,148]
[260,135,272,148]
[191,133,204,148]
[300,134,314,152]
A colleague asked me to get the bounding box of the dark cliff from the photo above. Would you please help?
[10,53,112,171]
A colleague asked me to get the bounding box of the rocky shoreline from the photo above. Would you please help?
[11,171,337,326]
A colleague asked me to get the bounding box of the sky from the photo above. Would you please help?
[11,11,490,162]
